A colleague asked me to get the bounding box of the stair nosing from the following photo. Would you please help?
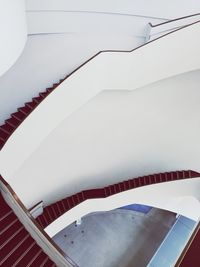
[0,210,13,221]
[0,234,30,265]
[0,217,18,235]
[0,225,24,249]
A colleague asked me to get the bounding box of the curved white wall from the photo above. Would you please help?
[7,70,200,208]
[27,11,164,36]
[26,0,200,20]
[0,0,27,77]
[46,178,200,237]
[0,33,143,125]
[0,22,200,183]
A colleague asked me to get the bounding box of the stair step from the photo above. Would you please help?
[18,106,32,115]
[21,247,43,267]
[11,242,37,267]
[12,111,26,121]
[45,260,56,267]
[32,95,43,104]
[0,223,23,249]
[39,92,49,99]
[0,209,12,222]
[37,256,49,267]
[46,88,54,93]
[52,83,59,89]
[0,214,18,235]
[0,123,15,134]
[25,101,38,110]
[1,230,30,265]
[5,117,20,128]
[1,235,33,267]
[0,129,9,140]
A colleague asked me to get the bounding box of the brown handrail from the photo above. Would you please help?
[0,175,77,267]
[1,19,200,151]
[149,12,200,28]
[175,219,200,266]
[64,19,200,81]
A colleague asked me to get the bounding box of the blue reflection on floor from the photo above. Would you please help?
[118,203,152,214]
[147,215,196,267]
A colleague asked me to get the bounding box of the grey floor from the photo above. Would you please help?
[53,208,176,267]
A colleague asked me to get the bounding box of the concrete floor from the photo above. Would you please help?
[53,208,176,267]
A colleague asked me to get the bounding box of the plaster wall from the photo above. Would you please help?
[8,70,200,208]
[0,0,27,76]
[1,22,199,182]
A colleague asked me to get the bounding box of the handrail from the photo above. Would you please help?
[148,215,198,266]
[149,12,200,28]
[63,19,200,81]
[0,175,77,267]
[175,219,200,266]
[1,19,200,153]
[39,170,199,231]
[146,13,200,41]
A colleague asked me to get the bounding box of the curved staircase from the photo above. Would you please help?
[36,170,200,229]
[0,193,55,267]
[0,19,200,267]
[0,79,67,150]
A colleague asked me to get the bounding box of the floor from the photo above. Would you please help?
[53,208,176,267]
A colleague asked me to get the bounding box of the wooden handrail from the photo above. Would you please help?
[1,20,200,151]
[0,175,77,267]
[175,219,200,266]
[149,12,200,28]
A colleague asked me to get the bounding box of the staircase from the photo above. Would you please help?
[36,170,200,229]
[0,78,67,150]
[0,193,56,267]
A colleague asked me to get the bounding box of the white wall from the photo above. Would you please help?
[0,34,143,125]
[0,0,27,76]
[26,0,200,20]
[45,178,200,237]
[1,22,200,184]
[8,70,200,208]
[27,11,164,35]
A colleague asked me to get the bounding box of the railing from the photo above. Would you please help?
[1,20,200,181]
[175,219,200,266]
[42,171,200,237]
[146,13,200,41]
[0,175,77,267]
[147,215,197,266]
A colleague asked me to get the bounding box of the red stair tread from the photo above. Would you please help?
[0,123,15,134]
[0,212,17,234]
[12,111,26,121]
[11,244,41,267]
[0,77,66,150]
[39,92,49,98]
[0,220,22,248]
[0,139,5,148]
[0,129,9,139]
[43,259,57,267]
[28,253,49,267]
[18,106,32,115]
[25,101,38,109]
[32,95,44,104]
[46,88,54,93]
[5,117,20,127]
[1,235,33,266]
[0,194,11,216]
[1,228,29,260]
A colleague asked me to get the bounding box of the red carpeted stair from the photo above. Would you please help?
[36,170,200,229]
[0,193,56,267]
[0,79,66,150]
